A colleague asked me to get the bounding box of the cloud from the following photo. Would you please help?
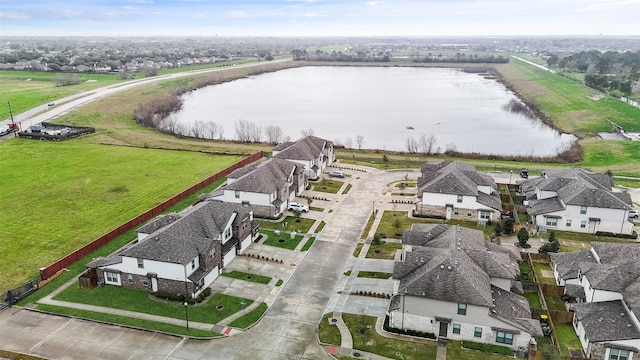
[122,6,136,10]
[303,12,326,18]
[579,0,640,12]
[52,10,83,18]
[366,1,384,5]
[192,13,207,18]
[0,12,30,19]
[226,10,248,18]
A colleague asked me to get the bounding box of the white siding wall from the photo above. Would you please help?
[574,320,590,353]
[478,185,492,195]
[538,190,558,200]
[390,295,531,350]
[537,206,632,235]
[214,189,272,207]
[107,257,186,282]
[195,265,219,297]
[581,276,624,303]
[223,248,236,266]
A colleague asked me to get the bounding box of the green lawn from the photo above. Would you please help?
[532,262,556,285]
[301,237,316,251]
[53,284,252,324]
[343,313,438,359]
[342,183,352,194]
[0,139,241,293]
[221,271,272,285]
[37,304,219,338]
[227,302,268,329]
[524,291,542,309]
[357,271,393,279]
[259,216,315,233]
[313,178,344,194]
[376,211,496,239]
[0,70,124,119]
[544,295,567,312]
[518,261,533,283]
[554,323,582,357]
[448,341,513,360]
[353,243,364,257]
[366,242,403,260]
[316,221,327,233]
[261,229,305,250]
[318,313,342,345]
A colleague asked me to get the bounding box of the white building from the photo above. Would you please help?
[388,224,541,351]
[522,168,634,235]
[272,135,335,180]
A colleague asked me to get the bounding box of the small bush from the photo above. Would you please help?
[382,316,436,339]
[461,341,513,356]
[595,230,638,239]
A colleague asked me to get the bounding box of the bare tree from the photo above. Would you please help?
[235,119,252,142]
[344,137,353,149]
[301,128,315,137]
[218,125,224,140]
[418,134,437,155]
[406,137,418,153]
[356,135,364,150]
[191,120,206,139]
[204,121,218,139]
[265,125,283,144]
[250,124,262,143]
[445,143,458,153]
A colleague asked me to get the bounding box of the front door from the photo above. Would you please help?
[151,277,158,292]
[439,322,448,337]
[446,205,452,220]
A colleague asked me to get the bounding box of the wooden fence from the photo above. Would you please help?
[39,151,263,281]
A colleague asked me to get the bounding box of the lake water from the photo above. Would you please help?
[168,66,576,156]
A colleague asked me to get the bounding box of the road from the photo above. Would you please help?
[0,59,291,135]
[511,55,556,74]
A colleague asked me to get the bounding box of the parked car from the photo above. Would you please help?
[0,125,11,136]
[520,169,529,179]
[288,202,309,212]
[48,102,55,107]
[630,209,640,219]
[329,171,345,178]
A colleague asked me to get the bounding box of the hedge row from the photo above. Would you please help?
[382,316,436,339]
[461,341,513,355]
[153,287,212,304]
[595,230,638,239]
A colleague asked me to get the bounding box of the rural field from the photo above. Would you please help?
[2,57,640,292]
[0,138,243,292]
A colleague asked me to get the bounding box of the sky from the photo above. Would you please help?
[1,0,639,37]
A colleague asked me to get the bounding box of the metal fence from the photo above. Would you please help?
[1,275,41,311]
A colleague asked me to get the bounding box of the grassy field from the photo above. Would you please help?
[0,139,242,292]
[524,291,542,309]
[554,322,583,357]
[260,229,305,250]
[318,313,342,345]
[221,271,272,285]
[0,70,123,119]
[259,216,315,233]
[227,302,268,329]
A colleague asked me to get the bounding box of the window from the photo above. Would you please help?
[224,227,232,239]
[609,348,630,360]
[479,211,491,220]
[454,208,459,215]
[191,259,196,269]
[105,272,119,284]
[142,279,148,287]
[453,323,461,334]
[458,303,467,315]
[566,219,572,227]
[137,258,144,269]
[457,195,463,203]
[545,217,558,226]
[235,190,240,199]
[580,220,587,229]
[127,274,133,284]
[474,327,482,338]
[580,206,587,214]
[467,210,472,217]
[209,248,216,258]
[496,331,513,345]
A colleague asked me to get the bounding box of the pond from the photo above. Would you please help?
[167,66,576,156]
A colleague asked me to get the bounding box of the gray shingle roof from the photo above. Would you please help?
[119,201,251,265]
[273,135,330,161]
[522,168,631,212]
[417,161,501,209]
[526,198,565,216]
[223,157,300,194]
[394,225,520,307]
[136,214,182,234]
[551,249,595,281]
[490,285,543,336]
[574,300,640,342]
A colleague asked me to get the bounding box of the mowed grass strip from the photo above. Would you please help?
[54,284,252,324]
[0,70,123,119]
[0,139,242,292]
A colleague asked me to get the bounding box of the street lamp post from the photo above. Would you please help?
[184,301,189,331]
[509,170,513,184]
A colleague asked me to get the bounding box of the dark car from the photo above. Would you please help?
[520,170,529,179]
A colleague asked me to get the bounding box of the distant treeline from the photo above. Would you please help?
[412,54,509,64]
[291,49,391,62]
[548,50,640,96]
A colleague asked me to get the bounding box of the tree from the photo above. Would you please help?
[494,222,503,236]
[517,228,530,248]
[356,135,364,150]
[405,137,418,153]
[382,154,389,167]
[398,182,406,195]
[392,218,402,236]
[503,219,514,235]
[306,197,313,208]
[292,209,302,222]
[539,231,560,254]
[301,128,315,137]
[265,125,283,144]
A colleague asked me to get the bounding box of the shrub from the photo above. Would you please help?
[595,231,638,239]
[503,219,515,235]
[461,341,513,356]
[382,316,436,339]
[539,240,560,254]
[517,227,530,246]
[494,222,503,236]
